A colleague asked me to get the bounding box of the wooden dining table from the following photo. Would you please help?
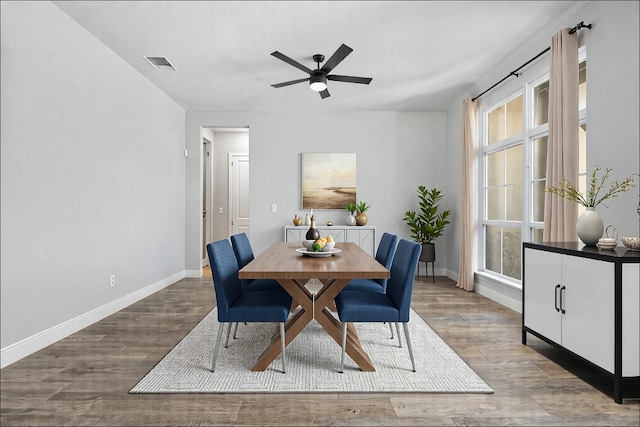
[238,241,390,372]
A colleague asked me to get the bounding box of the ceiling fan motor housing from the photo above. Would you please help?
[309,71,327,91]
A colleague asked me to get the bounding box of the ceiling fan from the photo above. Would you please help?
[270,44,372,99]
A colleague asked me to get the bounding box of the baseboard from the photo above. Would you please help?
[415,264,447,280]
[474,272,522,313]
[0,271,186,369]
[443,268,521,313]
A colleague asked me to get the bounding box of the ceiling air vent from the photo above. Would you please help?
[143,56,176,71]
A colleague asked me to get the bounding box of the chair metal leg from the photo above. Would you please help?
[232,322,239,339]
[403,322,416,372]
[388,322,394,339]
[340,322,347,373]
[279,322,286,373]
[211,322,225,372]
[224,323,232,348]
[395,322,402,348]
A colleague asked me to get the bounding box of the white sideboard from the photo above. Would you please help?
[284,225,376,257]
[522,242,640,404]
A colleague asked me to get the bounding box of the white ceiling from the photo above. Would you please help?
[52,1,586,112]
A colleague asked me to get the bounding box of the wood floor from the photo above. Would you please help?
[1,270,638,426]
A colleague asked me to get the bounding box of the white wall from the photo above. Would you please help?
[445,1,640,308]
[0,1,186,364]
[186,111,449,272]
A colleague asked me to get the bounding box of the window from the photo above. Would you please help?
[480,52,587,284]
[483,94,524,281]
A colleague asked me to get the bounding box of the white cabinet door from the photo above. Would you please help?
[285,228,304,242]
[317,227,345,242]
[346,228,375,257]
[524,248,562,344]
[562,256,614,373]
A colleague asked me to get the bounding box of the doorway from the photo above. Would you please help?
[201,127,250,269]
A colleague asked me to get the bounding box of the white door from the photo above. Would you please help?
[229,153,250,236]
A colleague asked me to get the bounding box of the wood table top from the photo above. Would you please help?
[238,242,389,280]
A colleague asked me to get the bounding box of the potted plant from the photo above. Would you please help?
[544,165,636,246]
[403,186,452,262]
[346,202,357,226]
[355,201,371,226]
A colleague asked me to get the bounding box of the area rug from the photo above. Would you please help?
[130,308,493,394]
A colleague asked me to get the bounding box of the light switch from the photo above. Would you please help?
[271,204,277,213]
[218,207,223,214]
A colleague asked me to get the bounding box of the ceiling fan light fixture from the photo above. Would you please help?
[309,73,327,92]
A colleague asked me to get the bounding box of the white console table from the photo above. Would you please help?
[522,242,640,404]
[284,225,376,257]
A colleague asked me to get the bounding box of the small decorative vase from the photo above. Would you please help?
[355,212,368,226]
[305,215,320,240]
[577,207,604,246]
[346,213,357,226]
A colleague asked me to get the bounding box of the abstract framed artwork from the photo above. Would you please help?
[301,153,356,209]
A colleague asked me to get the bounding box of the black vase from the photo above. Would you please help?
[306,216,319,240]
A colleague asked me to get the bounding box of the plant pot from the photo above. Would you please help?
[346,213,357,226]
[355,212,368,226]
[420,243,435,262]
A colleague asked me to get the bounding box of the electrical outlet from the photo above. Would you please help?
[110,275,116,287]
[271,204,277,213]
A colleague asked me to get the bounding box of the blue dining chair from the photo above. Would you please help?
[230,233,284,292]
[207,239,292,373]
[341,232,398,338]
[342,232,398,293]
[229,233,291,339]
[334,239,421,373]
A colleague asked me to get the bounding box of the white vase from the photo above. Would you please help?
[577,207,604,246]
[346,213,357,226]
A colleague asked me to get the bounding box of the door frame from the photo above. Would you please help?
[202,137,214,267]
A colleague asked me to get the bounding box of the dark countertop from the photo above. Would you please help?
[523,241,640,262]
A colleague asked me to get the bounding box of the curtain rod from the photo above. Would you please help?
[471,21,592,102]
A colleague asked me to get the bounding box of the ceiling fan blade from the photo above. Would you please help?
[271,77,310,88]
[320,44,353,74]
[327,75,372,85]
[319,89,330,99]
[271,51,313,75]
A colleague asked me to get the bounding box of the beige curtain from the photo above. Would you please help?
[457,97,476,291]
[543,28,579,241]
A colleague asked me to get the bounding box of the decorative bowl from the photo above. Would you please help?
[321,241,336,252]
[301,240,315,250]
[598,237,617,246]
[597,241,617,251]
[622,236,640,251]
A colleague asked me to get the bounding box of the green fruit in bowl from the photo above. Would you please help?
[312,242,322,251]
